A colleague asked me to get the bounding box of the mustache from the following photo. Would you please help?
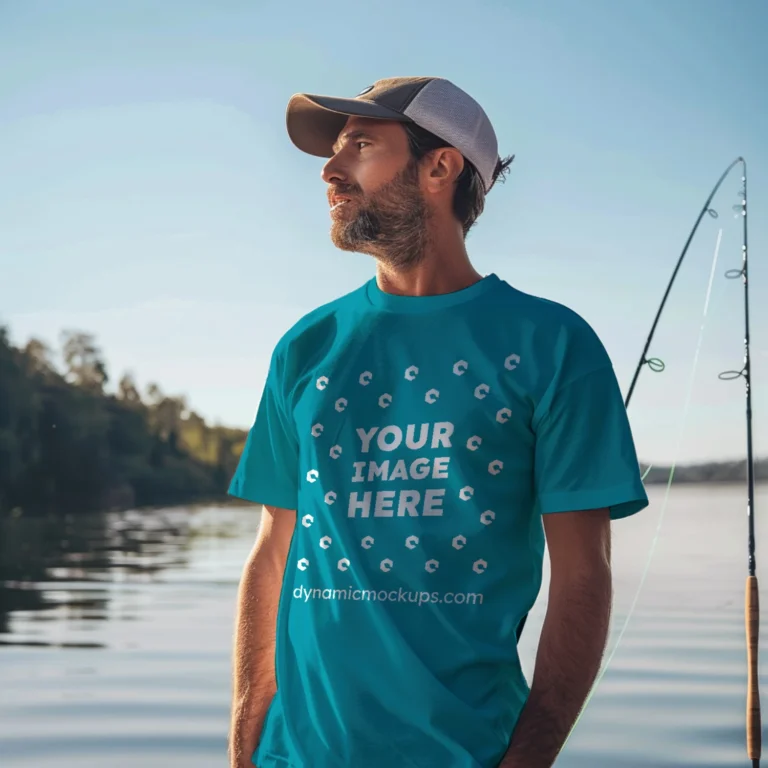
[327,184,363,201]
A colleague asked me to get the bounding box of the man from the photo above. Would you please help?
[228,76,648,768]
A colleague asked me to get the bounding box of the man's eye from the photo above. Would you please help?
[356,141,370,149]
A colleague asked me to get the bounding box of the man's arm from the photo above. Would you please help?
[500,507,613,768]
[228,505,296,768]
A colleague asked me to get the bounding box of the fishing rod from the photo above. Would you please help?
[624,157,760,767]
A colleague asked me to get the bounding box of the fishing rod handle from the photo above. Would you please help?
[747,574,762,760]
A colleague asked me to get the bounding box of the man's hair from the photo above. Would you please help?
[403,122,515,237]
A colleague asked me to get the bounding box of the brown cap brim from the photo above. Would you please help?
[286,93,411,158]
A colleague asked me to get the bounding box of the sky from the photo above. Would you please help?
[0,0,766,466]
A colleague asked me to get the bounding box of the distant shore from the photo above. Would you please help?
[640,458,767,485]
[2,324,765,519]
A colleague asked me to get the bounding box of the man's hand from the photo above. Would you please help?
[499,507,612,768]
[228,705,267,768]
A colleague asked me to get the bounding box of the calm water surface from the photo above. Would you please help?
[1,483,766,767]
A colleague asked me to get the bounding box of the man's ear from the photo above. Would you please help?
[421,147,465,193]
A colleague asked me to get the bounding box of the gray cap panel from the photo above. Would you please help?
[403,78,499,192]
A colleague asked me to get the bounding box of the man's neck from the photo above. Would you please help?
[375,224,483,298]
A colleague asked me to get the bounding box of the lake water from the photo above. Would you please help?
[1,482,766,767]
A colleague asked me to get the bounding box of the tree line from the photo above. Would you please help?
[1,323,764,518]
[0,325,248,517]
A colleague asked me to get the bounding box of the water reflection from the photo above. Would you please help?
[0,506,222,647]
[1,488,767,767]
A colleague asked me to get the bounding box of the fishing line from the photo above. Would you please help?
[562,226,725,748]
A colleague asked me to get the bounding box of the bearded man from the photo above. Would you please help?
[227,77,648,768]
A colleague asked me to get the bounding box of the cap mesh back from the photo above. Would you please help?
[403,79,498,191]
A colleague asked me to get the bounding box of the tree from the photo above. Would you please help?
[153,395,187,452]
[117,373,142,405]
[0,327,42,511]
[60,331,108,392]
[146,382,163,405]
[23,338,56,378]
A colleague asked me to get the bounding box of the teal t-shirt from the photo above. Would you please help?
[229,273,649,768]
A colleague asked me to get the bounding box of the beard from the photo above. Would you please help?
[329,160,431,271]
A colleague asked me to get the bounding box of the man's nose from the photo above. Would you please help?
[321,155,347,185]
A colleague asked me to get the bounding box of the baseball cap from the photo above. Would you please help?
[285,76,501,193]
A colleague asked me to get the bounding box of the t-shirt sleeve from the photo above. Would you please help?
[228,348,299,510]
[533,362,649,521]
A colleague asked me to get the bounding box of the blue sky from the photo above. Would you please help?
[1,0,766,466]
